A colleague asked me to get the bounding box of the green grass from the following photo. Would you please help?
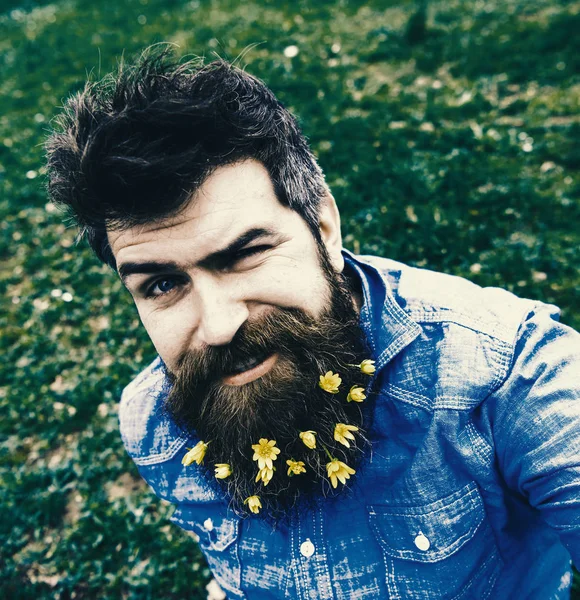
[1,0,578,597]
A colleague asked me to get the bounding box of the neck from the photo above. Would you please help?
[343,265,364,316]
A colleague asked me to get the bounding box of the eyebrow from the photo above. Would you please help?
[117,226,278,284]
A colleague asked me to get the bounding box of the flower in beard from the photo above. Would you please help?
[215,463,232,479]
[182,440,208,466]
[286,460,306,476]
[255,466,274,486]
[299,430,317,449]
[334,423,359,448]
[346,385,366,403]
[251,439,280,470]
[359,359,376,375]
[319,371,342,393]
[162,244,372,517]
[326,459,356,488]
[245,496,262,514]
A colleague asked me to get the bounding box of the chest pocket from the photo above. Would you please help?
[170,505,244,600]
[368,482,503,600]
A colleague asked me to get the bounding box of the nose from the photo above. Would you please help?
[193,277,249,347]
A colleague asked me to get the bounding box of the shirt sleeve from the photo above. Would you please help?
[491,303,580,565]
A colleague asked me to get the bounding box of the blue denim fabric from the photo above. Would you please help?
[119,250,579,599]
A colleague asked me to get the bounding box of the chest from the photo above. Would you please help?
[169,399,505,600]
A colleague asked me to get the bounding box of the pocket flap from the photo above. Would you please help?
[368,482,484,563]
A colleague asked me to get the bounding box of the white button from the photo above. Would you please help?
[300,540,315,557]
[203,518,214,531]
[414,532,430,551]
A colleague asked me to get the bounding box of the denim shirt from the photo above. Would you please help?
[119,250,579,599]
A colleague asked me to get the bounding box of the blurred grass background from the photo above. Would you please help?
[1,0,578,597]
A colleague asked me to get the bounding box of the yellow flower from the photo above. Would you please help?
[326,459,356,488]
[319,371,342,394]
[255,466,274,486]
[251,438,281,470]
[286,459,306,476]
[346,385,366,403]
[334,423,359,448]
[359,359,376,376]
[244,495,262,514]
[299,430,317,449]
[182,441,208,466]
[214,463,232,479]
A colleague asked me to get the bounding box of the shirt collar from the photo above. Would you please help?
[342,249,421,372]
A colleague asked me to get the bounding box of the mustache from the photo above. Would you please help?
[169,303,360,386]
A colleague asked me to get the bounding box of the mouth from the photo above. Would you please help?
[222,353,278,386]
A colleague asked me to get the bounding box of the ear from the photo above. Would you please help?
[318,189,344,273]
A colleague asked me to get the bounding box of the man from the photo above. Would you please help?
[47,50,579,599]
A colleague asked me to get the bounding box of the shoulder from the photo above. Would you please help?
[360,255,563,408]
[360,254,554,343]
[492,304,580,411]
[118,357,189,466]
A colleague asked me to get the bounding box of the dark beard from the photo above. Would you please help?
[162,251,371,518]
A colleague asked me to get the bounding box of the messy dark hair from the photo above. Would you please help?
[46,48,326,268]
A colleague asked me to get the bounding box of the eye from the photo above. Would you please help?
[235,245,263,260]
[217,245,272,271]
[146,277,182,298]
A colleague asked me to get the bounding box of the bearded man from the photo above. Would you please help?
[47,50,579,599]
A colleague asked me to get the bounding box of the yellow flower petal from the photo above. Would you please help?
[182,441,208,466]
[319,371,342,393]
[244,495,262,514]
[334,423,359,448]
[346,385,366,403]
[214,463,232,479]
[299,430,317,449]
[326,459,355,488]
[359,359,376,376]
[251,439,280,470]
[286,459,306,476]
[255,466,274,486]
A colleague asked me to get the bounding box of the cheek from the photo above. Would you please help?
[135,303,193,369]
[254,260,330,316]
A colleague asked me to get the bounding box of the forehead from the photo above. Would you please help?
[108,160,294,261]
